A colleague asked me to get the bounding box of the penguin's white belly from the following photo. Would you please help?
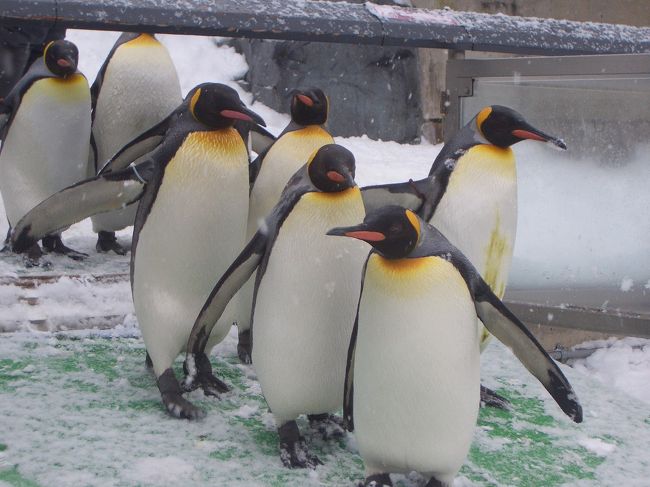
[248,126,334,232]
[91,39,181,232]
[92,41,180,166]
[133,130,248,377]
[431,145,517,298]
[0,75,90,226]
[234,126,334,333]
[252,188,367,421]
[354,255,480,481]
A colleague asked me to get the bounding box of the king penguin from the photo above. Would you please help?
[362,106,566,407]
[88,32,182,255]
[0,39,90,263]
[327,205,582,487]
[11,83,266,420]
[233,87,334,363]
[183,144,368,467]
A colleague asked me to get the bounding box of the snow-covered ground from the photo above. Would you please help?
[0,30,649,487]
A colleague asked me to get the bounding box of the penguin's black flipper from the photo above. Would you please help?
[12,161,152,253]
[98,113,175,174]
[184,229,268,389]
[343,255,370,432]
[473,281,583,423]
[361,177,448,220]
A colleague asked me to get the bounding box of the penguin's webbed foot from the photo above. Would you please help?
[42,235,87,261]
[308,413,346,440]
[237,329,252,364]
[182,352,229,397]
[96,231,127,255]
[361,473,393,487]
[157,368,205,420]
[22,243,50,268]
[278,421,322,469]
[480,384,511,411]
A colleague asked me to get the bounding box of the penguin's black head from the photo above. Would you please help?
[44,40,78,77]
[476,105,567,150]
[327,205,421,259]
[290,88,328,126]
[189,83,266,130]
[307,144,356,193]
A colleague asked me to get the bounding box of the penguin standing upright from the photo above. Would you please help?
[362,106,566,406]
[11,83,266,419]
[183,144,368,467]
[0,39,90,262]
[89,32,182,255]
[327,206,582,487]
[234,87,334,362]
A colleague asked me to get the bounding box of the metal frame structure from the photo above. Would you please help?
[1,0,650,55]
[444,52,650,140]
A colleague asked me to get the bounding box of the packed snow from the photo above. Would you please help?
[0,29,649,487]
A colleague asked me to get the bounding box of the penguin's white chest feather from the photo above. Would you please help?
[0,74,90,225]
[133,129,249,376]
[252,187,368,422]
[248,126,333,235]
[431,145,517,298]
[354,254,480,482]
[93,35,181,164]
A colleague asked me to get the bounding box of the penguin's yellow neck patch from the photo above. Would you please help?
[295,125,332,140]
[405,209,421,241]
[179,129,246,165]
[126,33,160,47]
[189,88,202,121]
[368,254,465,297]
[448,144,515,192]
[476,106,492,137]
[305,186,360,203]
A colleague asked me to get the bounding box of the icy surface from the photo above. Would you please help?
[1,29,649,487]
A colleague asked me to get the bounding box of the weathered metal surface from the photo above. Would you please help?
[1,0,649,55]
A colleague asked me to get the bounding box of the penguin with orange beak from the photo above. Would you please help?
[362,105,567,408]
[234,87,334,363]
[0,39,90,263]
[183,144,369,467]
[11,83,266,419]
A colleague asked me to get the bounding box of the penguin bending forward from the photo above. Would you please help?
[184,144,368,467]
[233,87,334,364]
[361,106,566,408]
[88,32,182,255]
[327,206,582,487]
[0,39,90,263]
[12,83,266,419]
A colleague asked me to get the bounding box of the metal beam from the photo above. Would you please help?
[0,0,649,56]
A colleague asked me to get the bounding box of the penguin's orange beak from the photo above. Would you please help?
[326,171,345,183]
[327,225,386,242]
[296,94,314,107]
[57,58,71,68]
